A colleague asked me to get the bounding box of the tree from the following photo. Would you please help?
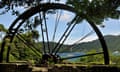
[0,0,42,15]
[0,28,42,62]
[0,0,120,23]
[0,23,41,62]
[66,0,120,24]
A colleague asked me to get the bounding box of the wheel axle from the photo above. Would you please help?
[40,54,60,64]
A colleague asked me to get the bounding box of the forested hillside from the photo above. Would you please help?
[59,35,120,53]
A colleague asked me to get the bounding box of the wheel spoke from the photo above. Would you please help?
[51,21,76,54]
[39,12,46,54]
[43,12,50,53]
[54,24,76,55]
[52,16,81,55]
[52,10,62,54]
[68,30,94,50]
[16,33,41,57]
[52,10,62,45]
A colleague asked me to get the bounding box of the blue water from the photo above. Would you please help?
[58,52,85,62]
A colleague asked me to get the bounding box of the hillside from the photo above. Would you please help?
[0,35,120,53]
[59,35,120,53]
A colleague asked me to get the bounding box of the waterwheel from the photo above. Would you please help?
[0,3,109,65]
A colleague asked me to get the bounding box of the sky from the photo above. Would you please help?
[0,0,120,44]
[100,19,120,35]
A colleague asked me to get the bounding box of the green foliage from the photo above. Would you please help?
[75,49,120,65]
[0,0,41,15]
[0,30,42,63]
[67,0,120,24]
[111,55,120,65]
[76,50,104,64]
[109,51,120,65]
[10,32,42,61]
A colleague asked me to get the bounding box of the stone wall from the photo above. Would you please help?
[0,62,32,72]
[48,65,120,72]
[0,63,120,72]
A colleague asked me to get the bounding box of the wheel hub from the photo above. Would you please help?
[41,54,60,64]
